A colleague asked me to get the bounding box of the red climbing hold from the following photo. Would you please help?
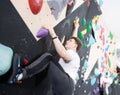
[28,0,43,15]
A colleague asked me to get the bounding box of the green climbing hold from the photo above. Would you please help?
[81,18,86,26]
[109,32,113,40]
[83,43,87,48]
[108,57,111,68]
[86,23,92,32]
[78,32,84,40]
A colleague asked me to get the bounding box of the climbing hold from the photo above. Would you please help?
[93,87,100,94]
[95,24,101,31]
[0,44,13,76]
[22,58,28,65]
[68,0,74,6]
[28,0,43,15]
[81,18,86,26]
[86,1,90,7]
[78,32,84,40]
[74,17,79,24]
[97,45,100,49]
[81,29,87,35]
[87,35,95,46]
[83,43,87,48]
[112,51,115,56]
[108,57,111,68]
[36,27,48,38]
[83,59,88,70]
[94,68,100,76]
[109,32,113,40]
[99,0,103,6]
[87,23,92,32]
[84,90,86,93]
[78,85,81,88]
[90,77,96,86]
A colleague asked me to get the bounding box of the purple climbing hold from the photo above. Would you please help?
[36,27,48,38]
[93,87,100,94]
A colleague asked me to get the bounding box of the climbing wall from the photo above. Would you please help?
[0,0,103,95]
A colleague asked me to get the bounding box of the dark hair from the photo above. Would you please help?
[70,36,82,51]
[116,67,120,82]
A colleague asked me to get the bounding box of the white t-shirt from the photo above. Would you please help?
[117,58,120,68]
[58,49,80,84]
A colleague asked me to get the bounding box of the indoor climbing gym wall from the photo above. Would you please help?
[3,0,120,95]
